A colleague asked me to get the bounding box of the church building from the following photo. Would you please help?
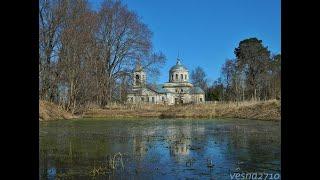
[127,58,205,105]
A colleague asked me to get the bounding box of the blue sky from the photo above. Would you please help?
[89,0,281,84]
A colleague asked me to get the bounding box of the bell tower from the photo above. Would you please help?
[133,59,146,89]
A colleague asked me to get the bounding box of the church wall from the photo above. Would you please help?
[163,86,192,94]
[192,94,205,103]
[182,94,192,103]
[164,87,175,93]
[127,95,135,103]
[128,92,205,105]
[166,93,175,105]
[127,88,168,104]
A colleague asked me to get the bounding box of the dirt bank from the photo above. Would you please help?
[39,100,77,121]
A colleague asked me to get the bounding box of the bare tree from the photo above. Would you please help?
[39,0,68,101]
[39,0,165,113]
[190,66,208,91]
[95,0,165,105]
[57,0,96,113]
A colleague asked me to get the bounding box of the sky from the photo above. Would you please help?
[89,0,281,84]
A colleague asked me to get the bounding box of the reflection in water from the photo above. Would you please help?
[40,118,280,179]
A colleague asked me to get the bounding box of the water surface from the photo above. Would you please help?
[40,118,280,179]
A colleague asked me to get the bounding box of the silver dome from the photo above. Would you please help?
[169,59,188,72]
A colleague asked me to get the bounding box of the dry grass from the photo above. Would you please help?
[83,100,280,121]
[40,100,280,121]
[161,100,280,121]
[39,100,77,121]
[83,103,169,118]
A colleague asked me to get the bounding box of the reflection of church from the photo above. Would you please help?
[127,58,205,105]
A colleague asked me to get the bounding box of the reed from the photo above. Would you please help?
[89,152,125,177]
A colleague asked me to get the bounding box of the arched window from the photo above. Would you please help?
[175,74,178,80]
[181,74,183,80]
[136,75,140,85]
[171,74,174,81]
[181,89,183,92]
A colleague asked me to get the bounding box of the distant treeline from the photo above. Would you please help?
[190,38,281,102]
[40,0,165,113]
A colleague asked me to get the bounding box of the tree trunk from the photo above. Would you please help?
[254,88,257,101]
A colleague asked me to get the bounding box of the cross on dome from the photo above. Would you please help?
[176,58,182,65]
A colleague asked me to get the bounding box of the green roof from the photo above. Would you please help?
[189,87,204,94]
[147,84,168,94]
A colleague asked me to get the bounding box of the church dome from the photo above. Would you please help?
[169,58,189,83]
[170,58,188,72]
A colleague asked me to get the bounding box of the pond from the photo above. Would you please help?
[39,118,281,179]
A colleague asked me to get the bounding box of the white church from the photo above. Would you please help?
[127,58,205,105]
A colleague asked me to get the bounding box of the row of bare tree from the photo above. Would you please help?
[39,0,165,113]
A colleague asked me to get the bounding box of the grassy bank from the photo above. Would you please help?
[39,101,77,121]
[83,100,280,121]
[40,100,280,121]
